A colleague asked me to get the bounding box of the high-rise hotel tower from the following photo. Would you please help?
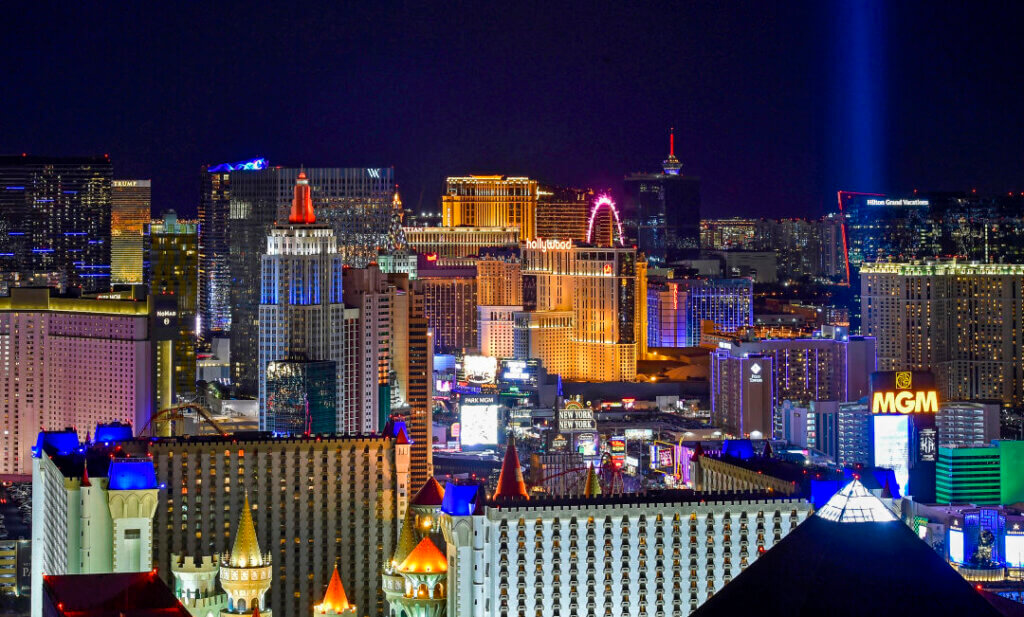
[258,172,345,433]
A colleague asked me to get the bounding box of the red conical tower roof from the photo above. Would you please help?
[395,426,411,446]
[411,477,445,506]
[81,464,91,487]
[315,564,352,613]
[288,170,316,224]
[493,437,528,501]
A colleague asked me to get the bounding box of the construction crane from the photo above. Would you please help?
[140,402,228,437]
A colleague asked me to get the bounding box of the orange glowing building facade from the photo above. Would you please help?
[519,239,641,381]
[441,176,538,240]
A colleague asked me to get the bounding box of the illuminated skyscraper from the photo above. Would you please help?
[0,289,168,476]
[198,159,265,338]
[387,274,434,489]
[415,255,478,354]
[536,185,593,242]
[110,179,150,286]
[257,172,345,432]
[342,265,393,434]
[230,166,399,396]
[477,254,522,306]
[622,132,701,264]
[647,278,753,348]
[521,238,640,381]
[442,175,538,240]
[861,261,1024,407]
[149,211,199,397]
[0,155,113,292]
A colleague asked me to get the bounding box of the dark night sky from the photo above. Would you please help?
[4,2,1024,218]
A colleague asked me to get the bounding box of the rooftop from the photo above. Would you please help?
[43,572,190,617]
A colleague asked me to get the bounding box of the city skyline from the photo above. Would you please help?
[6,3,1024,217]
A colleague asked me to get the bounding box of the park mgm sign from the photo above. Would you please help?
[871,371,939,415]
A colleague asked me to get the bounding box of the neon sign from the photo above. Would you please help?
[526,238,572,252]
[872,390,939,414]
[207,158,268,173]
[586,195,625,247]
[871,372,939,414]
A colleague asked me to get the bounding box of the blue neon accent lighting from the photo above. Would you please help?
[63,190,78,194]
[810,479,842,509]
[0,253,13,256]
[64,232,88,236]
[441,483,479,516]
[721,439,755,460]
[388,420,409,440]
[35,199,54,203]
[7,232,25,236]
[34,430,80,458]
[32,248,54,253]
[107,460,158,490]
[94,423,133,443]
[5,186,25,190]
[207,158,268,173]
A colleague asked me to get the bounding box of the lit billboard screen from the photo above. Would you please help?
[949,528,965,564]
[462,355,498,384]
[1007,534,1024,567]
[460,395,499,448]
[873,415,910,497]
[650,443,675,472]
[499,359,538,385]
[575,433,598,456]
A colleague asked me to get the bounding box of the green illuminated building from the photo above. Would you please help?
[937,441,1024,505]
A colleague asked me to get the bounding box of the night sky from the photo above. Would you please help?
[5,2,1024,217]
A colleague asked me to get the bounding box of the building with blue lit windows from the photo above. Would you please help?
[648,277,753,348]
[257,172,346,430]
[0,155,113,292]
[230,166,400,396]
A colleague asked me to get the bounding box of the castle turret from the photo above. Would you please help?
[314,565,356,617]
[219,493,272,616]
[171,554,229,617]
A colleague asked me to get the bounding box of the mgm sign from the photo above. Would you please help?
[871,371,939,415]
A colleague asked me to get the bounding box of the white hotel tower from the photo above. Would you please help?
[258,171,346,431]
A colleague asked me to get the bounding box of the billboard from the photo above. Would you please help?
[870,371,939,415]
[873,414,910,496]
[499,359,538,385]
[460,394,499,448]
[650,442,675,473]
[462,355,498,384]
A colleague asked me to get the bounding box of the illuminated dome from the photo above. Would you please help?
[397,537,448,574]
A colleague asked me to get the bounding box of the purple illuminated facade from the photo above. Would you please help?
[710,327,876,439]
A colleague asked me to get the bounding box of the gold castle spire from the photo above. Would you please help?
[230,491,264,568]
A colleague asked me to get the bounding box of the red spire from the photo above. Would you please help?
[81,465,91,487]
[288,170,316,224]
[669,127,675,157]
[395,426,411,446]
[493,437,528,501]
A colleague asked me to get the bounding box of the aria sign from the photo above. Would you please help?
[870,371,939,415]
